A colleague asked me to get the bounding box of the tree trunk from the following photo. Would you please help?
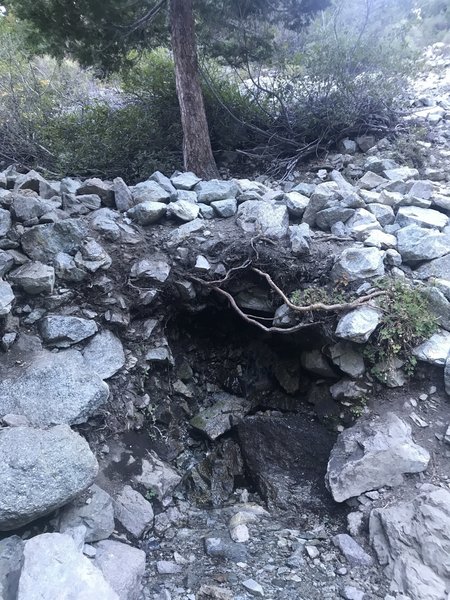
[169,0,219,179]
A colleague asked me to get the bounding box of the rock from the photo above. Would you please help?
[395,206,448,230]
[167,200,199,222]
[285,191,310,217]
[0,348,109,426]
[383,166,419,181]
[15,170,59,198]
[413,329,450,365]
[0,280,14,316]
[342,585,365,600]
[289,223,311,255]
[242,579,264,597]
[364,230,397,249]
[134,450,181,501]
[0,535,24,598]
[237,200,288,239]
[156,561,182,575]
[113,177,134,212]
[329,342,366,378]
[230,522,249,543]
[414,253,450,281]
[0,207,12,236]
[0,426,98,530]
[21,219,88,262]
[17,533,118,599]
[40,315,98,347]
[114,486,154,539]
[149,171,176,194]
[423,287,450,331]
[11,195,57,221]
[171,171,202,190]
[335,306,381,343]
[331,247,385,281]
[367,203,395,226]
[356,135,376,152]
[130,258,171,283]
[396,225,450,264]
[358,172,388,190]
[339,138,357,154]
[345,208,380,239]
[330,378,368,401]
[190,392,252,440]
[0,250,14,277]
[197,585,233,600]
[127,201,166,225]
[82,331,125,379]
[204,536,248,563]
[326,413,430,502]
[9,262,55,294]
[54,252,87,282]
[58,485,115,543]
[445,357,450,396]
[90,209,120,240]
[238,415,337,511]
[76,178,114,206]
[370,485,450,600]
[195,179,239,203]
[300,349,335,377]
[315,206,354,231]
[333,534,373,567]
[211,198,237,218]
[94,540,146,600]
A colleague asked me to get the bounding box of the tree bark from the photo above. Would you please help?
[169,0,219,179]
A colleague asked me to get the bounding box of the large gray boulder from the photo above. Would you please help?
[94,540,146,600]
[82,331,125,380]
[326,413,430,502]
[237,200,289,239]
[58,484,115,543]
[370,485,450,600]
[8,262,55,295]
[0,536,24,599]
[195,179,239,203]
[0,426,98,530]
[131,180,170,204]
[395,206,448,230]
[0,280,14,316]
[331,247,385,281]
[40,315,98,347]
[113,486,154,539]
[414,253,450,281]
[413,329,450,366]
[17,533,118,599]
[11,195,58,222]
[396,225,450,264]
[127,201,166,225]
[0,348,109,426]
[21,219,88,262]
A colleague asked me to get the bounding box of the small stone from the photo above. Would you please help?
[242,578,264,597]
[156,560,182,575]
[342,585,365,600]
[9,262,55,294]
[114,486,154,539]
[332,534,373,567]
[305,545,320,559]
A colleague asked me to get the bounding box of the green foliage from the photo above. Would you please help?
[290,286,346,306]
[391,125,429,170]
[364,279,438,380]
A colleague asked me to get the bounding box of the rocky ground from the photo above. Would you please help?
[1,43,450,600]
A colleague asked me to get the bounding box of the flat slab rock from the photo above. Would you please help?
[0,425,98,530]
[370,484,450,600]
[0,348,109,426]
[17,533,118,599]
[94,540,146,600]
[82,330,125,380]
[190,392,252,440]
[326,412,430,502]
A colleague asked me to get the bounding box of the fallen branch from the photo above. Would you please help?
[251,267,386,313]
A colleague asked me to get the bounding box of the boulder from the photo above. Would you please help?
[335,306,381,343]
[332,534,373,567]
[0,426,98,530]
[329,342,366,378]
[396,225,450,264]
[134,450,181,501]
[325,413,430,502]
[383,166,419,181]
[113,177,134,212]
[130,257,171,283]
[0,535,24,599]
[167,200,199,222]
[331,247,385,281]
[0,280,14,316]
[0,207,12,236]
[127,201,166,225]
[40,315,98,347]
[284,191,310,218]
[94,540,146,600]
[0,250,14,277]
[21,219,88,262]
[58,484,115,543]
[414,253,450,281]
[211,198,237,218]
[195,179,239,203]
[237,200,289,239]
[8,262,55,294]
[190,393,252,440]
[171,171,202,190]
[370,485,450,600]
[0,348,109,426]
[11,195,57,221]
[82,331,125,380]
[413,329,450,366]
[17,533,118,599]
[289,223,311,255]
[77,178,115,206]
[395,206,448,231]
[114,486,154,539]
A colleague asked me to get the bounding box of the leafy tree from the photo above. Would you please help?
[4,0,328,177]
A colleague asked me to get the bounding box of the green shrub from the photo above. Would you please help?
[364,279,438,380]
